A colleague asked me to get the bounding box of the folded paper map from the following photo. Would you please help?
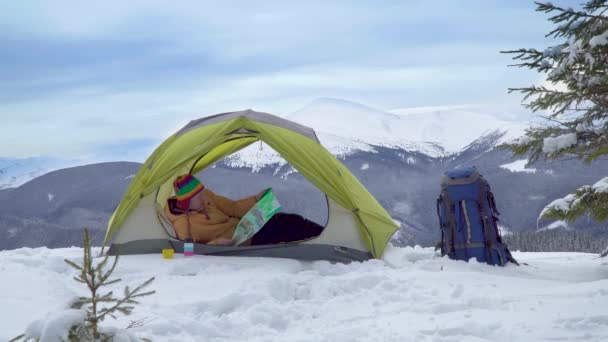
[232,189,281,246]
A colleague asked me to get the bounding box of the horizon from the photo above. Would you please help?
[2,0,559,158]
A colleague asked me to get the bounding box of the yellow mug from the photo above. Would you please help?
[162,248,175,259]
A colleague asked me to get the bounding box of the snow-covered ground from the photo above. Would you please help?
[500,159,537,173]
[2,246,608,341]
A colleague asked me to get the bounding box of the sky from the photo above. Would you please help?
[1,0,559,159]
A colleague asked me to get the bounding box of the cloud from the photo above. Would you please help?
[0,0,551,158]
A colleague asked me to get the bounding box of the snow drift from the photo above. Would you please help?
[2,246,608,341]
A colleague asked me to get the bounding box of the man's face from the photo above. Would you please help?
[189,191,205,210]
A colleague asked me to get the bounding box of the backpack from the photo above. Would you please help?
[436,166,517,266]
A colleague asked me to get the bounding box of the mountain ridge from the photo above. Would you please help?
[0,97,527,189]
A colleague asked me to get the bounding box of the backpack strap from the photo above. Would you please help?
[506,250,519,266]
[478,180,519,266]
[440,189,456,255]
[488,190,501,216]
[436,198,445,253]
[477,180,496,262]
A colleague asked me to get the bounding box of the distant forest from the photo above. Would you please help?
[503,229,608,254]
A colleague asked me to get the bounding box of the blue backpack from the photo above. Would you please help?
[436,167,517,266]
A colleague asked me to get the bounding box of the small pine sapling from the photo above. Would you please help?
[64,228,156,340]
[12,228,156,341]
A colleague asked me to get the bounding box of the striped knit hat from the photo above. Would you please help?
[173,174,205,209]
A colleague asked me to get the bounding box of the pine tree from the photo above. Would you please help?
[501,1,608,225]
[65,229,155,340]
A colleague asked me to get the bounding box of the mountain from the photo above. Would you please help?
[0,98,522,186]
[290,98,527,153]
[0,157,77,189]
[222,98,528,171]
[390,105,528,152]
[289,98,446,157]
[0,162,140,249]
[2,144,606,250]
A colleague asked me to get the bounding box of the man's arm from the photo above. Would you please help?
[207,189,257,219]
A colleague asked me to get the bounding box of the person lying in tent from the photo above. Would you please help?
[164,174,323,246]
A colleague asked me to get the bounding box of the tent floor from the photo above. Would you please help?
[107,239,372,263]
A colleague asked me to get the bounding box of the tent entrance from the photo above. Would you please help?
[154,140,331,243]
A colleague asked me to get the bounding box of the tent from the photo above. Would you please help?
[104,110,398,262]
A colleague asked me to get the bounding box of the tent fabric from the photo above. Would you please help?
[108,240,373,263]
[104,110,398,258]
[175,110,319,141]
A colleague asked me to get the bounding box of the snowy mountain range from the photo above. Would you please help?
[223,98,528,169]
[0,98,526,186]
[295,98,527,152]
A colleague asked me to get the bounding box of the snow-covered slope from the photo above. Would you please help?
[0,157,76,189]
[289,98,527,153]
[1,99,527,179]
[289,98,446,156]
[500,159,537,173]
[3,246,608,341]
[389,105,528,152]
[224,98,527,170]
[222,134,379,171]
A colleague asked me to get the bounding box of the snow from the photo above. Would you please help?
[288,98,526,156]
[389,104,528,152]
[542,133,578,154]
[47,193,54,202]
[0,157,76,189]
[25,309,86,342]
[124,174,136,180]
[360,163,369,170]
[500,159,537,173]
[540,177,608,220]
[223,134,379,172]
[516,135,534,145]
[590,30,608,47]
[540,193,577,218]
[24,308,139,342]
[223,142,288,172]
[2,246,608,341]
[576,123,586,132]
[288,99,446,158]
[538,220,570,232]
[543,46,562,57]
[592,177,608,193]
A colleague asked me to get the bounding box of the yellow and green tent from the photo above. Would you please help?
[104,110,398,262]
